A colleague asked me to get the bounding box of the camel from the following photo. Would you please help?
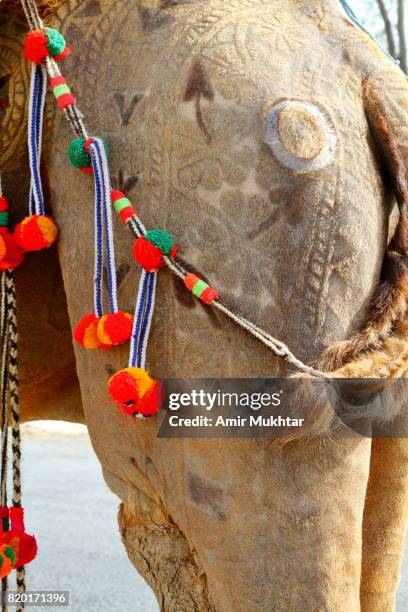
[1,0,408,610]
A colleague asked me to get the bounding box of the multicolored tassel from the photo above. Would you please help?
[24,27,70,65]
[108,268,163,418]
[14,62,57,252]
[73,138,133,349]
[0,197,24,272]
[133,229,177,273]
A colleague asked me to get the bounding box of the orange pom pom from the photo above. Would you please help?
[0,231,24,271]
[0,235,6,263]
[0,541,17,579]
[97,312,133,346]
[73,313,110,350]
[15,215,58,252]
[108,367,164,417]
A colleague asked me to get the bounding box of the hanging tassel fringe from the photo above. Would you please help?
[14,64,57,253]
[108,269,163,418]
[73,138,133,349]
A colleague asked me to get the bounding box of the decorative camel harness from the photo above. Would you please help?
[4,0,408,413]
[0,0,408,598]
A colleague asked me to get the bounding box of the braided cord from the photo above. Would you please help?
[0,272,9,612]
[0,272,26,610]
[0,273,8,507]
[5,272,22,509]
[4,272,25,610]
[19,0,326,378]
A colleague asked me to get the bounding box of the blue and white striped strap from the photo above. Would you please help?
[129,270,157,369]
[89,137,119,317]
[89,139,104,318]
[28,64,47,216]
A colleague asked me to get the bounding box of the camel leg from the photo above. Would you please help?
[103,466,216,611]
[101,435,370,612]
[361,438,408,611]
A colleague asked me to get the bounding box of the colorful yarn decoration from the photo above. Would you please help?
[0,197,9,264]
[24,27,70,64]
[0,198,25,271]
[133,230,177,272]
[0,508,37,579]
[0,196,9,225]
[68,137,95,173]
[111,190,136,223]
[14,215,58,252]
[73,138,132,350]
[108,367,163,418]
[50,76,76,109]
[73,313,108,350]
[0,236,6,264]
[184,273,219,304]
[0,508,37,571]
[21,62,58,253]
[108,268,163,418]
[0,542,17,579]
[0,231,25,271]
[97,312,133,346]
[0,198,7,263]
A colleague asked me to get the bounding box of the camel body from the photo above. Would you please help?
[1,0,408,610]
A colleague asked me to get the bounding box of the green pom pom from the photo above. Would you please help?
[0,212,9,227]
[4,546,15,565]
[68,138,109,169]
[68,138,91,169]
[145,230,174,255]
[45,27,66,57]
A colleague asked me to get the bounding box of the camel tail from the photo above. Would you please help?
[315,247,408,372]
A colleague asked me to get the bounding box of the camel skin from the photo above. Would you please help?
[1,0,408,610]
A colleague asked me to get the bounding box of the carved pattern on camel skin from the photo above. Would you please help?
[1,0,408,611]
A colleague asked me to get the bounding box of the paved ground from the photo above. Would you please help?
[17,424,408,611]
[20,425,158,612]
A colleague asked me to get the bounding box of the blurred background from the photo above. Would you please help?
[350,0,407,73]
[13,1,408,610]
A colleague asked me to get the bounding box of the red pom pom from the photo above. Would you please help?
[108,367,164,417]
[0,231,24,271]
[133,237,164,272]
[15,215,58,252]
[13,532,37,567]
[73,313,110,350]
[73,313,97,346]
[24,30,48,64]
[54,47,71,62]
[0,197,8,212]
[97,312,133,346]
[4,509,37,568]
